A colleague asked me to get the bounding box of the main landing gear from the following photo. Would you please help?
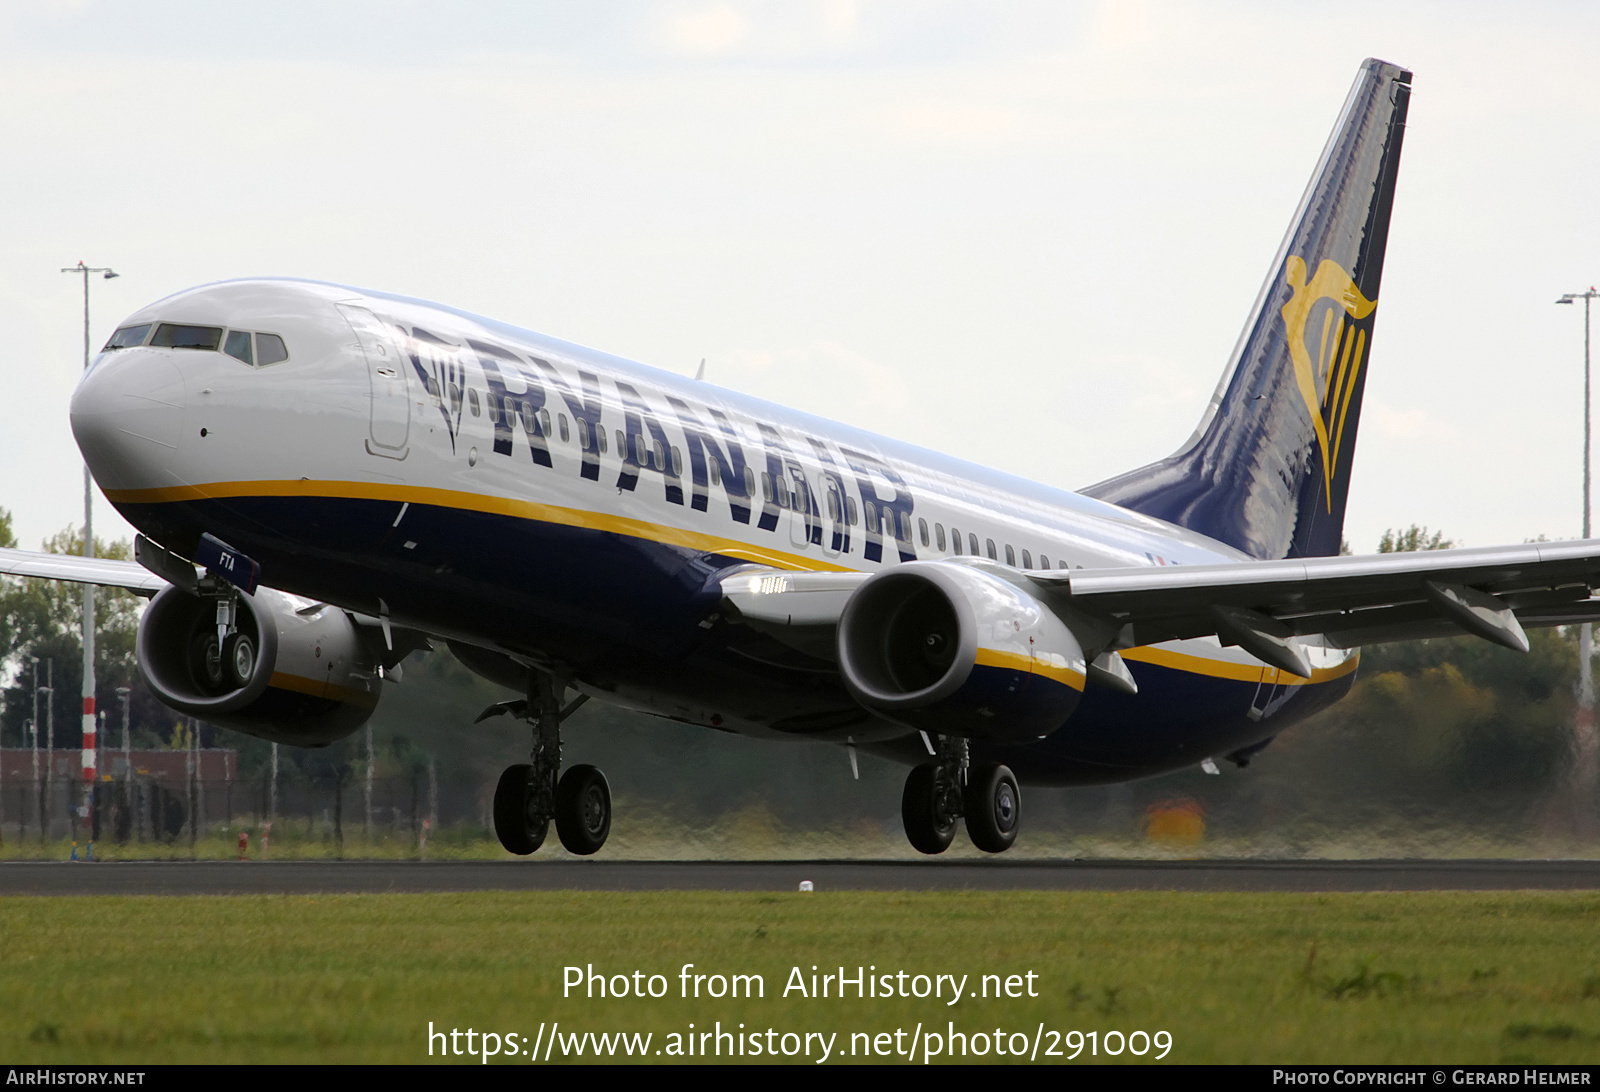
[900,734,1020,855]
[483,675,611,856]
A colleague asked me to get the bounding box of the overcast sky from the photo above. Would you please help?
[2,1,1596,556]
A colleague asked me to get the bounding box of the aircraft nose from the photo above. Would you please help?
[70,350,188,491]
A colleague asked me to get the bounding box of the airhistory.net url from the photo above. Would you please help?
[426,1021,1174,1063]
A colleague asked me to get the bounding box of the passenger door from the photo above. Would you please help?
[338,303,410,459]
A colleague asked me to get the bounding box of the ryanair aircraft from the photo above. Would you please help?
[6,59,1595,855]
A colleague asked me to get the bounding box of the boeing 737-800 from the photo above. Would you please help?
[6,58,1597,855]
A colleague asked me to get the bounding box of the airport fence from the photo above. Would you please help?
[0,749,446,849]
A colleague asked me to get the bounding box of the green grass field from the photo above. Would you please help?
[2,890,1598,1064]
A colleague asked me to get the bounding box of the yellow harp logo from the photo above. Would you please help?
[1279,256,1377,510]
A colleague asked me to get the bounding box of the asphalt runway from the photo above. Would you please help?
[3,858,1599,896]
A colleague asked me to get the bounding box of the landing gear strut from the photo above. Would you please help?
[187,580,251,695]
[900,735,1020,854]
[485,675,609,856]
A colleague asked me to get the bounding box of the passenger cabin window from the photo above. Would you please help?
[255,333,289,366]
[1005,544,1016,566]
[1039,553,1049,569]
[987,538,998,561]
[103,324,152,351]
[710,460,722,486]
[558,414,570,443]
[1021,549,1032,569]
[845,495,858,525]
[918,518,929,547]
[936,523,946,551]
[538,408,552,436]
[951,528,963,555]
[1059,560,1068,569]
[223,330,253,366]
[151,323,222,351]
[468,388,481,417]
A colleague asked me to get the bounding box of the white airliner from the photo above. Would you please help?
[6,58,1597,855]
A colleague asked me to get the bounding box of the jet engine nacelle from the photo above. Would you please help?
[837,561,1086,741]
[137,585,382,746]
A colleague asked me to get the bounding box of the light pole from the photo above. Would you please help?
[60,261,118,829]
[117,686,131,840]
[1558,287,1598,831]
[39,675,54,840]
[29,657,40,840]
[117,687,131,778]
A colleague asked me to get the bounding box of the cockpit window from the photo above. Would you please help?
[223,329,253,366]
[151,323,223,350]
[256,333,289,366]
[103,324,152,351]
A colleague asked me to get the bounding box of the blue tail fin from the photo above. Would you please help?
[1084,58,1412,560]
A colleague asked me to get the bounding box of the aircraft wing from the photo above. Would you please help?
[0,546,168,596]
[721,540,1600,678]
[1034,540,1600,649]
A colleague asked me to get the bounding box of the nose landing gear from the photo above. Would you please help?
[900,735,1021,854]
[482,674,609,857]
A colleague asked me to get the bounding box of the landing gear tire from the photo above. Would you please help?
[555,764,611,856]
[493,763,548,855]
[222,631,256,688]
[964,762,1020,853]
[189,632,224,693]
[901,762,959,855]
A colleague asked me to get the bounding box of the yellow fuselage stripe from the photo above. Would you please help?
[973,647,1087,691]
[1120,644,1359,686]
[269,671,379,708]
[104,478,856,573]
